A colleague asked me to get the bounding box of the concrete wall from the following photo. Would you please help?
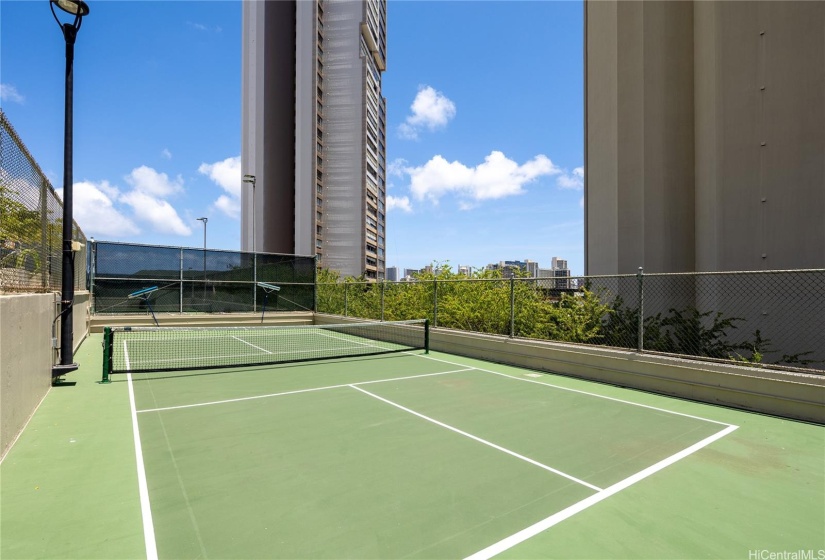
[314,314,824,424]
[1,292,90,459]
[586,0,825,275]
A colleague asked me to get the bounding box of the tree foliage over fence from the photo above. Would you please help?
[316,262,820,370]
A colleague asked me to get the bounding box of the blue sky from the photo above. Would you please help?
[1,0,584,275]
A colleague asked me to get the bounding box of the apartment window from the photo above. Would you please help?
[317,211,322,221]
[316,239,322,248]
[317,184,323,194]
[316,142,322,153]
[316,170,322,181]
[367,231,377,241]
[317,155,322,167]
[316,197,322,207]
[316,225,322,235]
[378,236,384,246]
[366,257,377,267]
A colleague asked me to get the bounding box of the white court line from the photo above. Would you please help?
[230,334,273,355]
[136,368,474,414]
[408,352,735,427]
[463,423,739,560]
[349,384,603,492]
[125,341,159,560]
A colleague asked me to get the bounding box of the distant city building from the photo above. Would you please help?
[486,260,539,278]
[386,266,398,282]
[403,268,418,280]
[551,257,568,271]
[457,265,473,277]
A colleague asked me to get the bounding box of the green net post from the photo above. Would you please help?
[424,319,430,354]
[101,327,113,383]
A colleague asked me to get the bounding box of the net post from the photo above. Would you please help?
[101,327,112,383]
[424,319,430,354]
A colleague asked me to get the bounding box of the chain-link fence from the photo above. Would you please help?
[90,241,316,315]
[0,110,86,293]
[317,269,825,374]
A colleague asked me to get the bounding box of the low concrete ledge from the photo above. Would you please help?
[89,311,314,333]
[313,314,825,424]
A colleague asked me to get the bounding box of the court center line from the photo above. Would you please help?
[463,423,738,560]
[406,352,735,427]
[230,334,273,354]
[348,384,603,492]
[125,343,159,560]
[136,368,474,414]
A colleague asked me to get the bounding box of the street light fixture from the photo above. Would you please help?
[50,0,90,379]
[242,174,256,255]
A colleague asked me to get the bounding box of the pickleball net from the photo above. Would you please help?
[101,319,429,381]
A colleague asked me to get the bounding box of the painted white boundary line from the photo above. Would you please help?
[349,384,603,492]
[464,423,738,560]
[230,335,273,355]
[410,352,735,427]
[126,347,159,560]
[136,368,473,414]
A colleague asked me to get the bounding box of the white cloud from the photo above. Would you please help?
[387,158,408,179]
[198,156,241,218]
[125,165,184,197]
[59,181,140,236]
[386,195,412,213]
[161,148,172,160]
[404,151,560,205]
[214,194,240,220]
[399,86,456,140]
[0,84,24,104]
[120,190,192,235]
[557,166,584,190]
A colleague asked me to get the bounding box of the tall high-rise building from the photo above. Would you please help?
[585,0,824,275]
[242,0,388,280]
[385,266,398,282]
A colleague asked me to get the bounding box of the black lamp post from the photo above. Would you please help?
[51,0,89,378]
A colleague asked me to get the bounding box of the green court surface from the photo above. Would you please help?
[2,333,823,559]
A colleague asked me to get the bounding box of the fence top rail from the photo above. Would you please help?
[640,268,825,277]
[92,240,315,260]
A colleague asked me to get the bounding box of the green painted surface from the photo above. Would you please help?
[2,334,823,559]
[1,334,146,559]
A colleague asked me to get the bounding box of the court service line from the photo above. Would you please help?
[463,423,738,560]
[136,368,474,414]
[125,340,159,560]
[407,352,735,428]
[230,335,273,355]
[349,385,603,492]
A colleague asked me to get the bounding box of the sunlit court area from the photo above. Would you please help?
[2,0,825,558]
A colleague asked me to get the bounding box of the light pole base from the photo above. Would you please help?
[51,363,79,378]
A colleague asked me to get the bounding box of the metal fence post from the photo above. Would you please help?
[380,280,385,321]
[313,254,318,313]
[637,266,644,352]
[253,252,257,313]
[510,277,515,338]
[179,248,184,313]
[344,282,348,316]
[433,279,438,327]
